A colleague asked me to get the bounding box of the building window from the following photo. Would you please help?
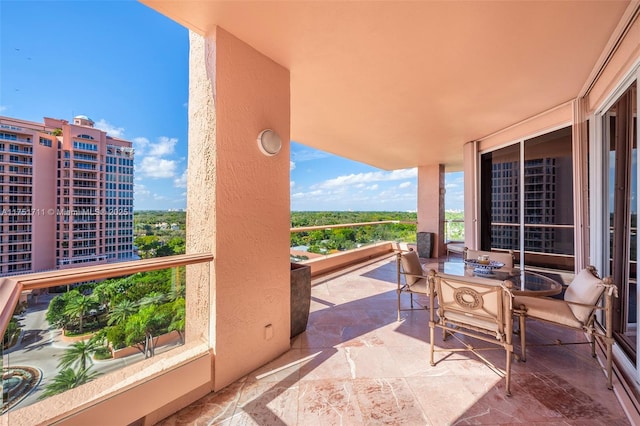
[39,137,53,147]
[73,141,98,151]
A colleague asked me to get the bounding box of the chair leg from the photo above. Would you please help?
[505,347,512,397]
[429,322,435,366]
[519,314,527,362]
[590,332,596,358]
[410,292,414,309]
[397,289,401,322]
[606,337,613,390]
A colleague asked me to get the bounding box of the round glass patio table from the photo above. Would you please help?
[428,261,563,297]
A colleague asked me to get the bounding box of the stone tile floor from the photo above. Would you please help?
[157,255,632,425]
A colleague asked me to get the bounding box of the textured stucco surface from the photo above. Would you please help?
[186,32,216,346]
[418,164,445,257]
[187,28,291,391]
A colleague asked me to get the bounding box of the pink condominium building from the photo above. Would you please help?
[0,114,135,276]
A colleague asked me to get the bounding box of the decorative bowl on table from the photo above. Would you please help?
[464,259,505,274]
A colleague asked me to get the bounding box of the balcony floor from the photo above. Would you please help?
[157,255,632,425]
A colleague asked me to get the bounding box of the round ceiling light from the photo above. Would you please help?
[257,129,282,156]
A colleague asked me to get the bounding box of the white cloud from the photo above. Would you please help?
[366,184,379,190]
[0,105,7,113]
[291,190,324,199]
[290,181,295,188]
[174,169,187,188]
[135,183,150,198]
[133,136,177,158]
[138,157,177,178]
[291,149,331,162]
[290,161,296,171]
[312,168,417,190]
[148,136,177,157]
[133,137,150,155]
[94,119,125,138]
[398,181,412,189]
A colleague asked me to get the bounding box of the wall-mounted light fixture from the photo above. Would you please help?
[257,129,282,156]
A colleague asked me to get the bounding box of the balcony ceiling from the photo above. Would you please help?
[141,0,631,170]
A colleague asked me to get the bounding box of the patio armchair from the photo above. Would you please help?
[428,271,515,396]
[513,266,617,389]
[463,247,514,269]
[396,249,430,321]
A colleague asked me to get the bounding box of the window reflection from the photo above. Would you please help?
[480,126,575,270]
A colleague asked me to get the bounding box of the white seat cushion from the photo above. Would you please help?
[564,268,604,323]
[407,277,429,294]
[514,296,583,328]
[401,251,424,286]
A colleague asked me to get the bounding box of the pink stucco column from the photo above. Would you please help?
[417,164,445,257]
[186,28,291,391]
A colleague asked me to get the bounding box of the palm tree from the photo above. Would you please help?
[108,299,138,326]
[138,291,166,307]
[39,367,99,399]
[58,340,100,371]
[64,294,97,334]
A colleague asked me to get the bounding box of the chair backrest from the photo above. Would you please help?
[464,248,514,269]
[433,272,513,337]
[564,266,606,323]
[400,250,423,285]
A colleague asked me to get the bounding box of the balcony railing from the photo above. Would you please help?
[0,252,212,420]
[290,220,417,274]
[444,218,464,243]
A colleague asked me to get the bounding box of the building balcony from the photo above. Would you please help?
[8,159,32,165]
[8,148,32,154]
[72,174,97,180]
[73,191,97,197]
[3,238,32,244]
[0,248,634,424]
[156,252,632,425]
[0,253,213,423]
[0,135,31,143]
[2,229,32,235]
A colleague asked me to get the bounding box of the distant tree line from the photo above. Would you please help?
[132,210,464,258]
[290,211,418,254]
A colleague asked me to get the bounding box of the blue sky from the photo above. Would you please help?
[0,0,464,212]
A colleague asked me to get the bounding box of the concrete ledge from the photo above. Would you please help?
[303,242,396,277]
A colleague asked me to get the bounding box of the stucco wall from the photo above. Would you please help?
[417,164,445,257]
[187,28,291,391]
[30,130,57,272]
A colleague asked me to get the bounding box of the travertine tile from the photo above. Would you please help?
[155,256,631,426]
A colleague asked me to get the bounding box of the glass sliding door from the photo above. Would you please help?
[604,81,637,360]
[523,128,575,270]
[479,144,520,259]
[479,126,575,271]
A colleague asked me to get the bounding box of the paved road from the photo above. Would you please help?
[3,292,176,411]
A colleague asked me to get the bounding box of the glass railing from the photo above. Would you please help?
[290,220,417,262]
[1,253,212,417]
[444,219,464,243]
